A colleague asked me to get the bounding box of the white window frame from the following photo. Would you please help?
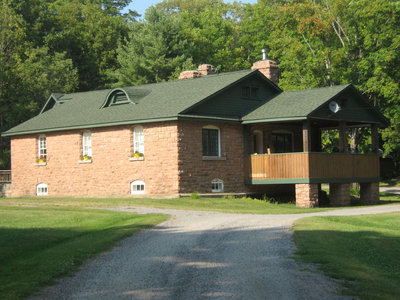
[211,179,224,193]
[38,135,47,158]
[131,180,145,195]
[82,131,92,157]
[36,183,48,196]
[133,126,144,154]
[202,125,221,157]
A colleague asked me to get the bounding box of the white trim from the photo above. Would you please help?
[202,125,221,157]
[82,131,92,157]
[38,135,46,158]
[131,180,145,195]
[211,179,224,193]
[36,183,48,196]
[133,126,144,154]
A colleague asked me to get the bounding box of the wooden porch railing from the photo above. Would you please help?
[0,170,11,183]
[245,153,379,183]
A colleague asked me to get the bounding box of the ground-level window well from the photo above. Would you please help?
[211,179,224,193]
[36,183,48,196]
[131,180,145,194]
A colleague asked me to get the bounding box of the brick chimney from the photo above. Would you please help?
[179,64,215,80]
[251,49,278,85]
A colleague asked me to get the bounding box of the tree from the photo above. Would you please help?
[115,7,194,85]
[0,2,79,168]
[157,0,247,71]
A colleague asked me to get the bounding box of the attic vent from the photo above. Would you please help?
[102,89,132,108]
[112,92,129,105]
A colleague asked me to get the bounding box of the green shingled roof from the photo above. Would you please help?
[242,85,351,122]
[3,69,387,137]
[4,70,257,136]
[242,84,388,126]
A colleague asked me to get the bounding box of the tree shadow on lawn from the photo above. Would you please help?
[0,223,155,300]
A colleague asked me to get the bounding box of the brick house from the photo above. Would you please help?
[3,59,388,207]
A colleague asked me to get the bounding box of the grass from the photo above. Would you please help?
[380,178,400,187]
[0,205,168,300]
[292,213,400,300]
[0,196,339,214]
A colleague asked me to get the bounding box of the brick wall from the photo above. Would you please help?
[10,122,180,197]
[177,121,246,193]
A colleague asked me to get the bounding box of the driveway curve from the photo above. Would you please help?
[31,204,400,300]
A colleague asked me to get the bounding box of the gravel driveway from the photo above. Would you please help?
[31,204,400,300]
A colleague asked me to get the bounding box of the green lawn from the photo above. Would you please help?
[293,213,400,300]
[2,193,399,215]
[0,205,168,300]
[0,196,339,214]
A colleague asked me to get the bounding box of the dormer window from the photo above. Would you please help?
[242,86,258,98]
[109,91,130,106]
[102,89,132,108]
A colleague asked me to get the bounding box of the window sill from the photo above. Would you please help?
[34,162,47,166]
[79,159,92,164]
[202,156,226,161]
[129,157,144,161]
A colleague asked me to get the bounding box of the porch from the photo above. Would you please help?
[245,152,380,184]
[242,118,383,207]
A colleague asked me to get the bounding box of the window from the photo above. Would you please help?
[211,179,224,193]
[82,131,92,157]
[131,180,145,194]
[133,126,144,154]
[202,126,220,157]
[38,135,47,159]
[36,183,48,196]
[242,86,258,98]
[272,133,293,153]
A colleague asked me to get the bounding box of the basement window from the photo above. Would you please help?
[131,180,145,195]
[211,179,224,193]
[36,183,48,196]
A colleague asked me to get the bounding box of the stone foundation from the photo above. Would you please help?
[295,183,319,207]
[360,182,380,204]
[329,183,351,206]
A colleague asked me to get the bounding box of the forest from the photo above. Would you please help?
[0,0,399,173]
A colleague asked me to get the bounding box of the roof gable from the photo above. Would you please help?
[310,85,388,126]
[242,84,388,127]
[181,71,281,119]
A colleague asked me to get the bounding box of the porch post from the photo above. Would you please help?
[243,125,251,155]
[371,124,379,154]
[339,121,348,153]
[302,120,311,152]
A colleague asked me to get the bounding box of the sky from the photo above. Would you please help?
[125,0,258,17]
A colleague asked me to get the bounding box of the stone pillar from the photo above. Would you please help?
[360,182,380,204]
[329,183,351,206]
[339,121,348,153]
[371,125,379,154]
[302,120,311,152]
[295,183,319,207]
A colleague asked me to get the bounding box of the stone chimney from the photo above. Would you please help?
[251,49,279,85]
[179,64,215,80]
[197,64,215,76]
[178,70,202,80]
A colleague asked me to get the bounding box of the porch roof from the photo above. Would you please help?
[242,84,388,127]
